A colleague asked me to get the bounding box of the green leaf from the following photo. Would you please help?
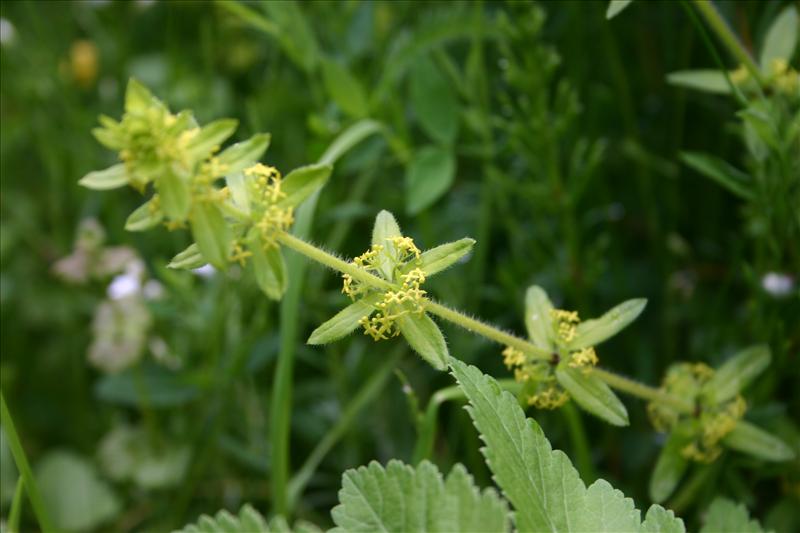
[606,0,633,20]
[156,169,192,220]
[308,295,381,345]
[641,506,686,533]
[700,498,765,533]
[125,78,158,113]
[251,244,287,300]
[397,313,448,370]
[556,365,629,426]
[410,56,460,145]
[79,163,129,190]
[371,209,403,279]
[409,238,475,277]
[263,1,320,73]
[186,118,238,164]
[702,345,771,404]
[649,431,689,503]
[37,450,121,532]
[679,152,753,200]
[125,198,163,231]
[449,358,682,532]
[330,460,510,533]
[189,202,231,269]
[173,504,272,533]
[723,420,795,462]
[570,298,647,349]
[278,163,333,208]
[524,285,556,351]
[759,6,798,71]
[226,172,251,216]
[217,133,272,175]
[406,145,456,215]
[666,70,731,94]
[168,243,206,270]
[322,59,369,118]
[318,119,383,166]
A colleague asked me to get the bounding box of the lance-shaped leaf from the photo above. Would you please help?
[525,285,555,350]
[278,163,333,208]
[667,70,731,94]
[331,460,510,533]
[251,243,287,300]
[449,358,684,533]
[168,243,206,270]
[125,78,160,113]
[156,168,192,221]
[92,116,125,150]
[702,345,771,404]
[400,238,475,277]
[190,202,231,269]
[371,210,403,279]
[723,420,795,462]
[556,365,629,426]
[570,298,647,350]
[225,172,251,216]
[606,0,633,20]
[79,164,129,190]
[700,498,765,533]
[397,313,448,370]
[649,430,689,503]
[186,118,238,164]
[217,133,271,175]
[308,294,382,345]
[680,152,753,200]
[759,6,798,71]
[125,198,163,231]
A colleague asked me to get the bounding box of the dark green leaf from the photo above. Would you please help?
[702,345,771,404]
[251,243,287,300]
[322,60,369,118]
[570,298,647,350]
[606,0,633,20]
[410,56,459,145]
[680,152,753,200]
[723,420,795,461]
[406,145,456,215]
[649,431,689,503]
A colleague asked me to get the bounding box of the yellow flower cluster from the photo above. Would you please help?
[501,346,568,409]
[245,164,294,249]
[569,347,598,369]
[682,395,747,463]
[552,309,579,343]
[647,362,748,463]
[342,237,430,342]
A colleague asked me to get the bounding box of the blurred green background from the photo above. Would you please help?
[1,0,798,531]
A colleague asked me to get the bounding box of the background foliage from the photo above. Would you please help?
[1,0,797,531]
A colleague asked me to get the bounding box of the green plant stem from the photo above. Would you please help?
[423,300,551,359]
[274,232,693,413]
[591,368,693,413]
[692,0,766,86]
[0,391,54,533]
[412,379,520,463]
[277,231,395,291]
[8,477,24,533]
[287,348,402,507]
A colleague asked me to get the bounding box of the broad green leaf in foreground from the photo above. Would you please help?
[700,498,765,533]
[331,460,510,533]
[173,503,322,533]
[449,357,684,533]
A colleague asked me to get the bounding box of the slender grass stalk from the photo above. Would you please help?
[561,403,597,482]
[8,477,24,533]
[0,391,54,533]
[692,0,766,86]
[412,379,520,463]
[287,348,403,507]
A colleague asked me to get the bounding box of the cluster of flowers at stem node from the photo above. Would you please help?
[648,363,747,463]
[342,237,429,341]
[244,163,294,250]
[503,309,598,409]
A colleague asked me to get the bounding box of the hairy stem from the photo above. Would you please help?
[275,232,693,412]
[592,367,693,413]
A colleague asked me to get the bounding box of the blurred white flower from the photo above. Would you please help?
[192,264,216,279]
[107,272,141,300]
[142,279,164,300]
[761,272,794,298]
[0,18,16,46]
